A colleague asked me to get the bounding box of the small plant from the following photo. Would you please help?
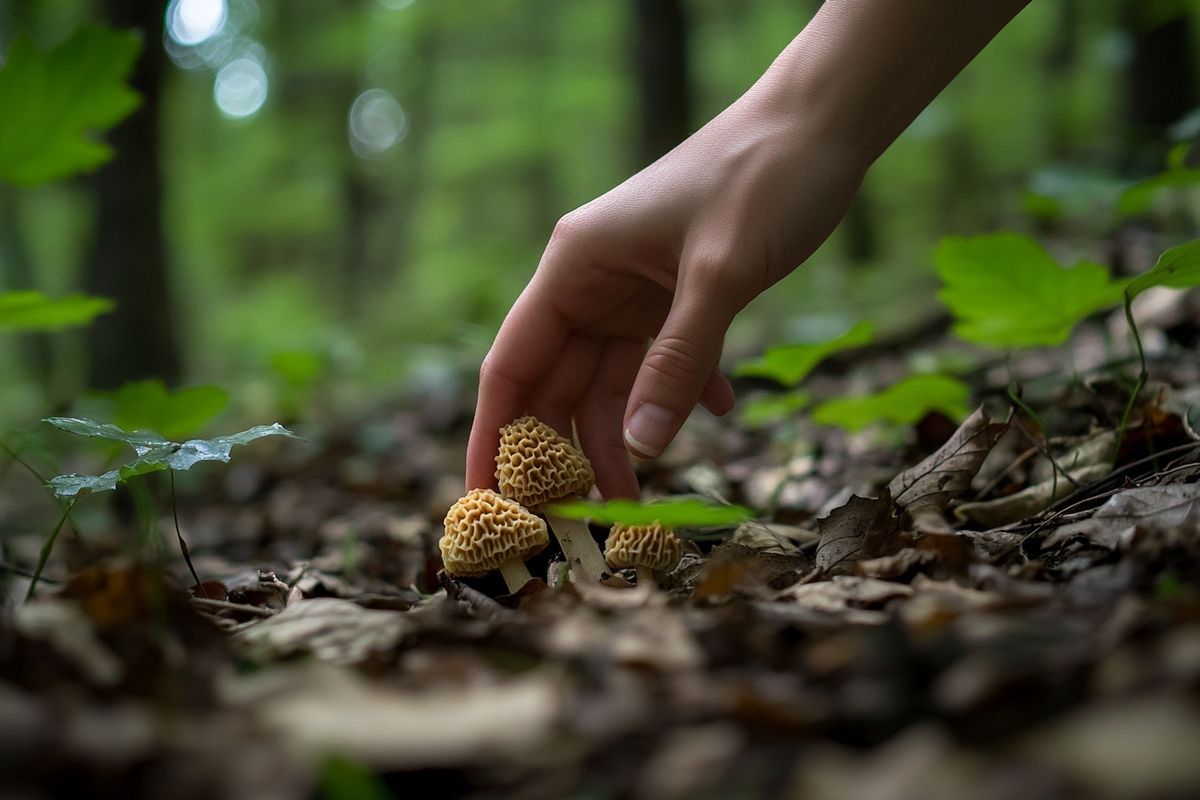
[27,417,301,598]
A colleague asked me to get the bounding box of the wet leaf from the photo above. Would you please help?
[45,418,301,497]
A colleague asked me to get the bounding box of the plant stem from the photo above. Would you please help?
[544,509,608,583]
[169,470,206,598]
[1115,291,1148,467]
[498,559,534,594]
[636,565,658,589]
[26,496,78,600]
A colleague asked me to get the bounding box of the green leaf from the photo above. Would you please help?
[739,391,811,428]
[1126,240,1200,299]
[106,380,228,441]
[811,374,970,432]
[0,291,114,331]
[0,25,142,185]
[546,497,754,528]
[45,418,301,498]
[735,321,874,386]
[936,233,1126,347]
[319,756,393,800]
[1117,169,1200,217]
[269,350,326,385]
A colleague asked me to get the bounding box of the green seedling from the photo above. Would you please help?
[27,417,301,598]
[103,379,229,442]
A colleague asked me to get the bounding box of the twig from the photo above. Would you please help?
[189,596,276,617]
[0,561,61,584]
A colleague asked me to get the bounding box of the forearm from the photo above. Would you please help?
[750,0,1031,162]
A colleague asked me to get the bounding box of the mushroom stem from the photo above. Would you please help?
[635,565,658,589]
[497,559,534,594]
[544,512,608,583]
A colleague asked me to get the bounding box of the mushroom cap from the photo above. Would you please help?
[604,522,683,572]
[440,488,549,577]
[496,416,595,507]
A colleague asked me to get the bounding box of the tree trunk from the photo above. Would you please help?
[631,0,691,168]
[85,0,180,389]
[1121,0,1198,174]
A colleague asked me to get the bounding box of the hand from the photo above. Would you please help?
[466,0,1028,498]
[466,84,868,498]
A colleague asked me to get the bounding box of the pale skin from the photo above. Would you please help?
[467,0,1032,498]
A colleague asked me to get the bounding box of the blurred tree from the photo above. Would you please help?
[632,0,691,166]
[1121,0,1198,173]
[84,0,180,388]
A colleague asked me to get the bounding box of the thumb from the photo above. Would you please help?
[623,286,733,458]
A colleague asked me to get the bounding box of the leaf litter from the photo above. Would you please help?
[4,322,1200,799]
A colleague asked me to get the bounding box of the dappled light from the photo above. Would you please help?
[213,53,268,119]
[348,88,408,158]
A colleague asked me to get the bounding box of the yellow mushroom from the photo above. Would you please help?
[604,522,683,589]
[495,416,609,582]
[440,488,549,593]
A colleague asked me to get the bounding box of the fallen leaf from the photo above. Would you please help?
[235,598,411,664]
[777,576,913,625]
[888,406,1007,523]
[814,492,899,574]
[1042,484,1200,551]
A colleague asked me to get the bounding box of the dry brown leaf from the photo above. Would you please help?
[235,597,411,664]
[814,492,899,574]
[1042,484,1200,551]
[888,406,1008,523]
[777,576,913,625]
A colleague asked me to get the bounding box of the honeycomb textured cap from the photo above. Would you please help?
[604,523,683,571]
[440,488,549,577]
[496,416,594,507]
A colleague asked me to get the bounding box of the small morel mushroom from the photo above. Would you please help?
[604,522,683,589]
[496,416,609,582]
[440,488,549,593]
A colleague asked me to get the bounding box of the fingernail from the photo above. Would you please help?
[624,403,674,458]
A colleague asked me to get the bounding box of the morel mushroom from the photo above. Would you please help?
[496,416,609,582]
[604,522,683,588]
[440,488,549,593]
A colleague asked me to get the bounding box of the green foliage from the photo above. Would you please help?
[44,417,300,498]
[1117,169,1200,217]
[0,25,142,186]
[735,322,874,387]
[936,233,1127,347]
[547,497,753,527]
[1126,239,1200,298]
[105,380,229,441]
[318,756,394,800]
[739,390,810,428]
[811,374,970,432]
[0,291,114,331]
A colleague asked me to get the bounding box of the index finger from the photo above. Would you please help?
[466,282,571,491]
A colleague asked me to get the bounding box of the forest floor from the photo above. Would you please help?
[3,297,1200,800]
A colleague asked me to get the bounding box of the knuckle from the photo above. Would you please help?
[550,210,587,246]
[643,336,705,394]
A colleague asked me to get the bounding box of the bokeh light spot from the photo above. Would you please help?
[214,57,268,119]
[348,89,408,158]
[167,0,227,46]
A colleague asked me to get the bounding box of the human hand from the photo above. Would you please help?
[466,84,868,498]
